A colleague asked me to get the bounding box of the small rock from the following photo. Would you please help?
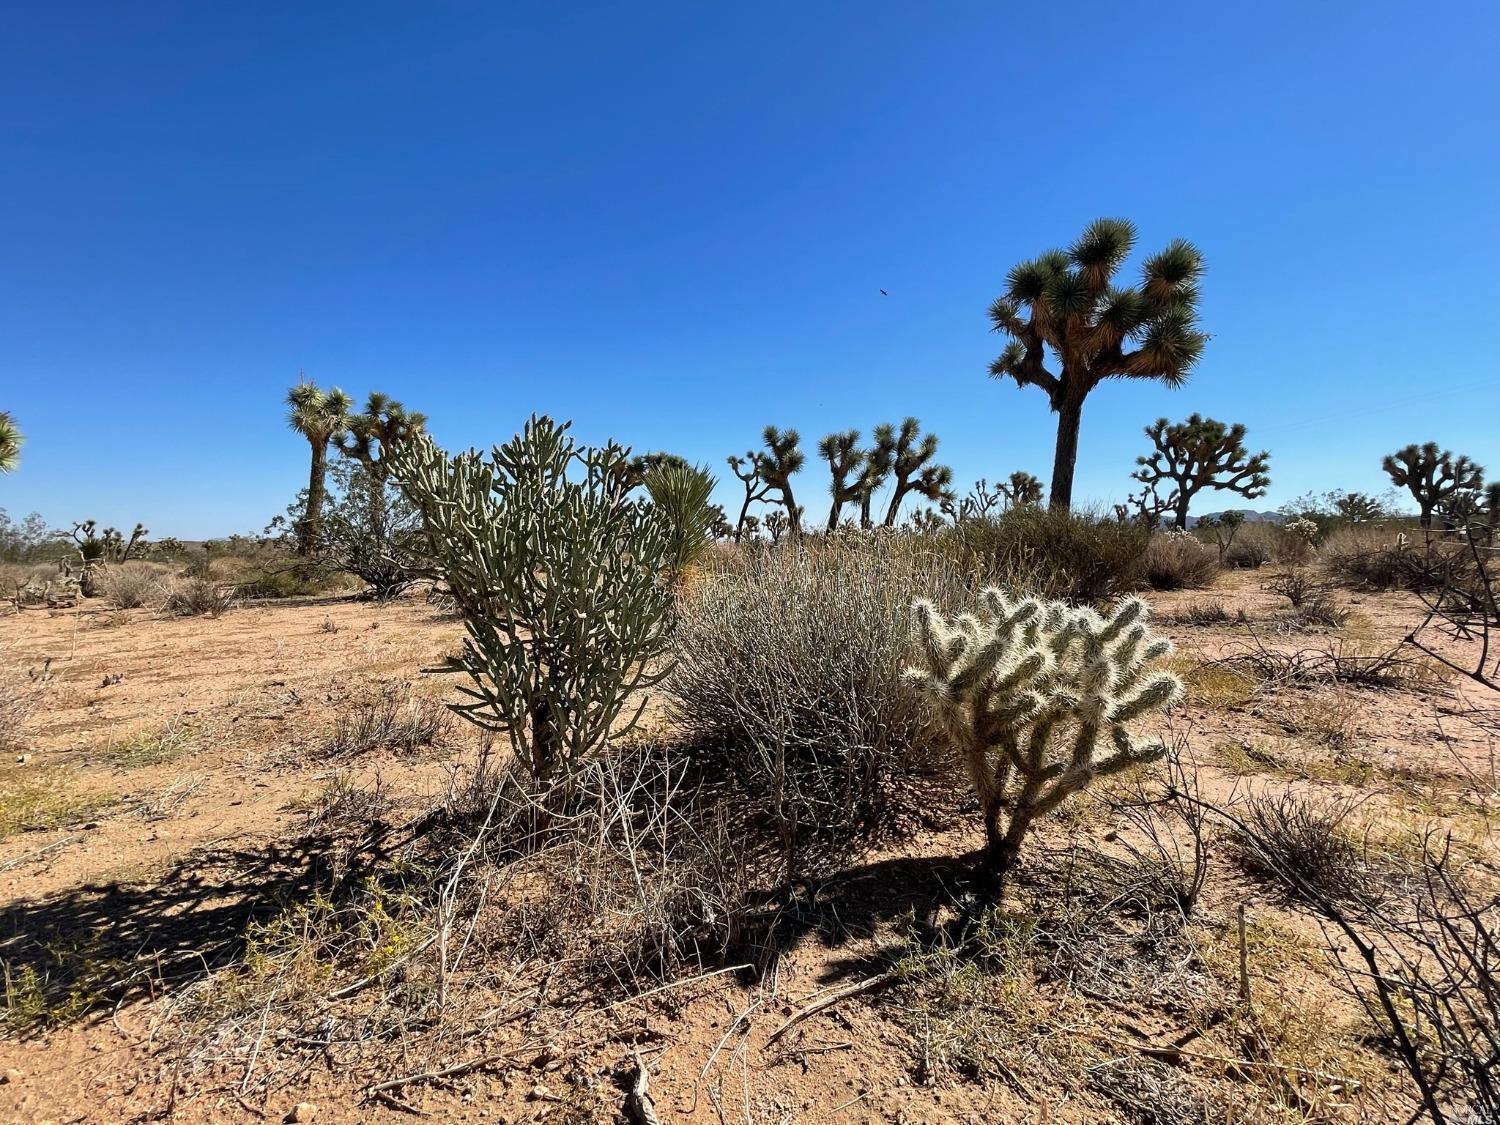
[15,754,30,764]
[1,1068,22,1084]
[527,1084,551,1101]
[286,1103,317,1123]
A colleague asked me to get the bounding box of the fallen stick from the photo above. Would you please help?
[766,973,894,1046]
[367,1050,516,1095]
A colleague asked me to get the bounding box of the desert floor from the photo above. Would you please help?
[1,572,1495,1123]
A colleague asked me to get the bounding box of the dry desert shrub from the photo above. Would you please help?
[666,538,966,872]
[1228,790,1370,902]
[98,562,168,609]
[0,667,41,755]
[157,574,235,617]
[1144,531,1219,590]
[943,505,1149,603]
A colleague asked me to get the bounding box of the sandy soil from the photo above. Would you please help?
[1,573,1495,1123]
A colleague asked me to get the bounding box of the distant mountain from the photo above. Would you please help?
[1185,509,1285,529]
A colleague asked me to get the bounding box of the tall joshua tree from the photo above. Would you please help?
[758,426,805,538]
[1382,443,1485,530]
[988,218,1209,510]
[286,381,352,555]
[818,429,867,530]
[0,412,21,474]
[1132,414,1271,529]
[338,392,428,539]
[882,417,953,526]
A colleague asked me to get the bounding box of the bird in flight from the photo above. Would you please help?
[879,288,888,296]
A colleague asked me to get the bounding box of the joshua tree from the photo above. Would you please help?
[1113,482,1171,528]
[1331,491,1388,523]
[0,413,22,474]
[988,218,1209,510]
[1000,471,1044,508]
[758,426,805,538]
[818,429,868,531]
[286,380,352,556]
[1132,414,1271,529]
[728,451,773,542]
[764,508,789,544]
[882,418,953,526]
[906,590,1181,879]
[946,478,1002,522]
[337,393,427,540]
[853,425,896,529]
[1382,443,1485,530]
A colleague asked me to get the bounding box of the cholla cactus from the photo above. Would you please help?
[1284,516,1319,543]
[905,589,1182,877]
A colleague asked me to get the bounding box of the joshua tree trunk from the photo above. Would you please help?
[1418,501,1434,530]
[882,484,908,528]
[300,440,328,556]
[826,499,842,532]
[1174,491,1192,530]
[1049,399,1083,511]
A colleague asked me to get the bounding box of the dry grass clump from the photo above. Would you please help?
[1144,533,1219,591]
[0,770,119,840]
[1168,600,1246,628]
[97,562,169,609]
[0,668,41,755]
[158,574,236,617]
[1228,791,1371,902]
[666,539,964,869]
[105,718,197,767]
[323,682,452,759]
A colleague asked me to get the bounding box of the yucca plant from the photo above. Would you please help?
[988,218,1209,510]
[1382,442,1484,530]
[645,460,718,579]
[0,412,22,474]
[1132,414,1271,529]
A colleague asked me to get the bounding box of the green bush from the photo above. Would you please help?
[392,416,676,787]
[943,506,1148,603]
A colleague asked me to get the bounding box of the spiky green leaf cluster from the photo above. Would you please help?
[988,219,1208,404]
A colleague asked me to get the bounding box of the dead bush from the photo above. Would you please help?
[97,563,166,609]
[0,669,40,755]
[158,575,235,617]
[1228,791,1369,902]
[324,682,452,758]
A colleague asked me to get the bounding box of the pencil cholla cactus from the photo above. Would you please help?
[905,589,1182,877]
[390,415,675,787]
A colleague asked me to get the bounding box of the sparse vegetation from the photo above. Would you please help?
[324,682,451,759]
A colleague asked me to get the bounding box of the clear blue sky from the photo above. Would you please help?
[3,1,1497,537]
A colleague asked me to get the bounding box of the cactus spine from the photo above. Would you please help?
[905,590,1182,877]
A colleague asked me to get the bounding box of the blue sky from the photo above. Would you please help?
[3,1,1497,536]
